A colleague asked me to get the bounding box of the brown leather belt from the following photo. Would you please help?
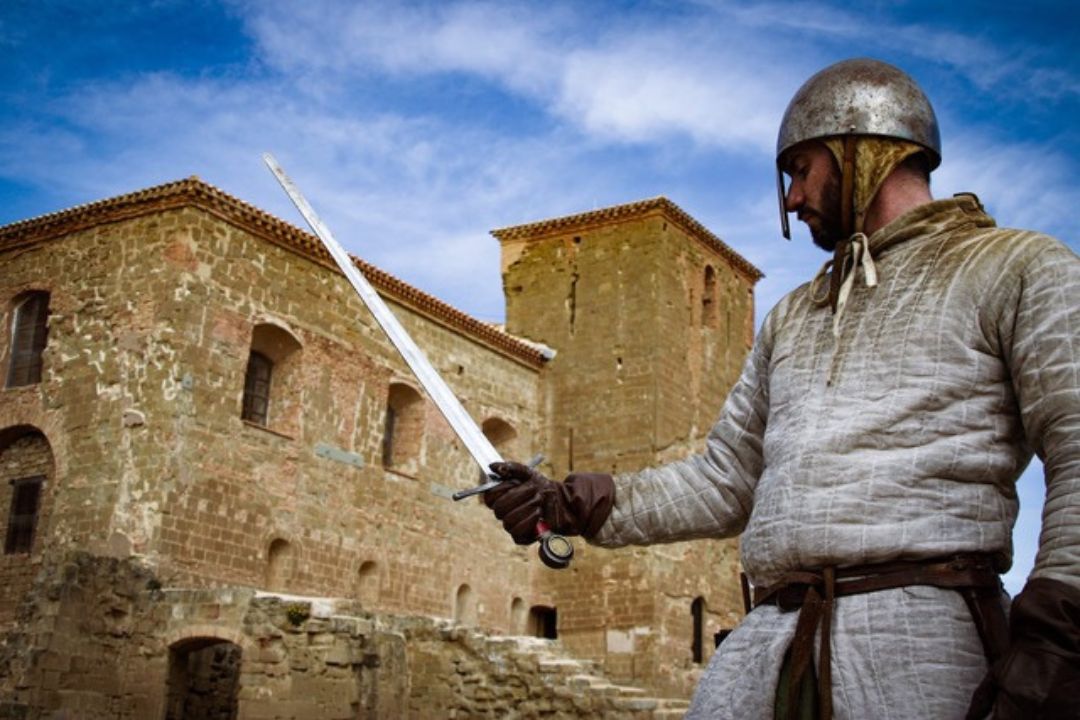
[744,554,1008,720]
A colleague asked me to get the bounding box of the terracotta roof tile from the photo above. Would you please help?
[0,177,547,368]
[491,196,763,282]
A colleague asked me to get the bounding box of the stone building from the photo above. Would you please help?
[0,177,761,717]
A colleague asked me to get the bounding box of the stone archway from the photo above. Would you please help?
[165,636,242,720]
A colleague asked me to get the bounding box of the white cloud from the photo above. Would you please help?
[555,40,785,153]
[697,0,1079,103]
[236,0,792,153]
[935,133,1075,241]
[244,0,565,94]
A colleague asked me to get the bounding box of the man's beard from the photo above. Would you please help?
[807,171,845,252]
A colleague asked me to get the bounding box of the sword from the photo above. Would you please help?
[263,153,573,569]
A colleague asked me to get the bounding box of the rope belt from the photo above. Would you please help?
[744,554,1008,720]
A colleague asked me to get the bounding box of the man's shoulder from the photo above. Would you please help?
[958,224,1076,271]
[917,195,1069,264]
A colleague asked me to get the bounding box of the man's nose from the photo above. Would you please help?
[784,181,803,213]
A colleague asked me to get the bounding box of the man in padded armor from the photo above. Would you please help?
[485,58,1080,719]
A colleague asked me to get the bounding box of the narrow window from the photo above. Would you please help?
[382,383,423,471]
[381,405,397,467]
[6,292,50,387]
[357,560,379,607]
[241,351,273,426]
[702,266,717,328]
[5,476,43,554]
[266,538,293,591]
[454,584,476,626]
[510,597,527,634]
[691,596,706,664]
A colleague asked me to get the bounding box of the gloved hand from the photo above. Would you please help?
[966,577,1080,719]
[484,461,615,545]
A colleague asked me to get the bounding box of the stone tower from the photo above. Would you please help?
[494,197,763,696]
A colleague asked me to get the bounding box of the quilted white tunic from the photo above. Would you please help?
[590,196,1080,718]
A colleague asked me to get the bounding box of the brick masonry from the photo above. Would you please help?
[0,181,760,715]
[0,552,696,718]
[497,201,757,696]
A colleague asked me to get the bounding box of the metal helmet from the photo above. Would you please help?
[775,58,941,238]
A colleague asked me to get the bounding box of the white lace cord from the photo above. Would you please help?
[832,233,878,337]
[810,257,835,307]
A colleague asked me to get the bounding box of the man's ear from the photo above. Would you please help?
[898,152,931,183]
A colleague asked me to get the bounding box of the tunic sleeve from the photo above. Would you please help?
[999,234,1080,589]
[589,303,776,548]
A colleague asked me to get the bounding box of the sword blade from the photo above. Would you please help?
[263,153,502,479]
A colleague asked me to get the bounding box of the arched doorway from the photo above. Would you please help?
[165,637,242,720]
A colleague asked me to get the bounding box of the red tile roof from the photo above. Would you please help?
[492,196,763,282]
[0,177,548,368]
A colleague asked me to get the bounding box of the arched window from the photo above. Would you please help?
[265,538,294,591]
[356,560,379,607]
[482,417,518,457]
[1,428,54,556]
[702,266,717,328]
[241,323,302,434]
[383,383,424,472]
[510,597,527,635]
[6,291,50,388]
[691,596,706,664]
[454,584,476,626]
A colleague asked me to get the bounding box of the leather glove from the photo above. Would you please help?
[966,577,1080,719]
[484,461,615,545]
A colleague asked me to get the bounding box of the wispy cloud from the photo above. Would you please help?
[697,0,1080,102]
[1,0,1073,593]
[245,1,567,94]
[5,1,1077,291]
[238,0,794,152]
[935,133,1074,240]
[1,66,636,318]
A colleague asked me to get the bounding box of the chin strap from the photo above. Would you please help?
[809,135,882,336]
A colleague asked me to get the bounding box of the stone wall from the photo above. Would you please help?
[0,553,689,719]
[0,201,547,635]
[498,201,757,696]
[0,183,760,707]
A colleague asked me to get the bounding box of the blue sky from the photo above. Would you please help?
[3,0,1078,594]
